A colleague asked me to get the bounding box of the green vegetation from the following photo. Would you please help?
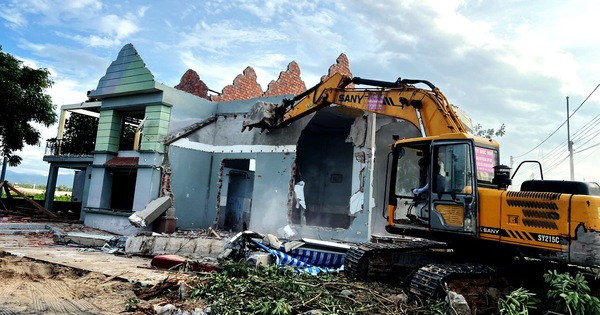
[1,192,71,201]
[60,112,98,155]
[0,46,57,170]
[473,123,506,139]
[544,270,600,315]
[497,288,539,315]
[185,262,442,315]
[145,263,599,315]
[124,297,140,312]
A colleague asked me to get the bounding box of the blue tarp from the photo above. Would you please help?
[253,241,342,275]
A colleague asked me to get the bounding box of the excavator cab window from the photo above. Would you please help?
[432,144,473,194]
[393,147,426,197]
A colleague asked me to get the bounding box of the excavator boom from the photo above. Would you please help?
[243,73,468,136]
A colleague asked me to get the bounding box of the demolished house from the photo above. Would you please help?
[43,43,470,242]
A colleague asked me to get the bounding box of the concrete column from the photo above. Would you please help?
[57,109,67,154]
[79,166,93,221]
[95,110,122,153]
[44,165,59,211]
[132,167,161,212]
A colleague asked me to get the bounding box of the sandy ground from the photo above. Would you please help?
[0,225,170,315]
[0,253,136,315]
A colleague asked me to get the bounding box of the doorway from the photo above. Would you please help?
[217,159,255,232]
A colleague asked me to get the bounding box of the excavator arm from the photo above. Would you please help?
[242,73,467,136]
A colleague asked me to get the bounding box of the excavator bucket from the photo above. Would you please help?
[242,101,280,132]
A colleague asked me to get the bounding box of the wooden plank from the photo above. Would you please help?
[3,182,58,218]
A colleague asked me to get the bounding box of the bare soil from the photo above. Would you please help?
[0,253,136,315]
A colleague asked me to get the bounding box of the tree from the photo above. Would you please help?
[0,46,57,179]
[61,112,98,155]
[474,123,506,139]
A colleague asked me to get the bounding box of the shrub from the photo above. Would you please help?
[544,270,600,315]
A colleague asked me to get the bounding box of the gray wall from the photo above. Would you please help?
[169,146,214,229]
[168,97,425,242]
[71,170,86,202]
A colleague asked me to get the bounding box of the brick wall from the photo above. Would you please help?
[210,67,263,102]
[174,69,210,100]
[175,53,352,102]
[321,53,353,88]
[263,61,306,97]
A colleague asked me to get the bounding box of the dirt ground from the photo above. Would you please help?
[0,223,172,315]
[0,253,137,315]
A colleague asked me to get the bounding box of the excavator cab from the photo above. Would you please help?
[386,135,480,236]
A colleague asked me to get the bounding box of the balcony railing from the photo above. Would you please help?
[45,138,95,156]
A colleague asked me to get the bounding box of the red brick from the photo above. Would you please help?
[263,61,307,97]
[175,69,210,100]
[211,67,263,102]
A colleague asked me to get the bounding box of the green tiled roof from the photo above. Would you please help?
[89,43,158,99]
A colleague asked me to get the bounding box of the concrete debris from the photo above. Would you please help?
[0,223,51,235]
[151,254,220,272]
[153,304,211,315]
[339,289,354,297]
[154,303,177,314]
[277,224,296,239]
[263,233,283,249]
[446,291,471,315]
[128,196,173,228]
[126,234,227,258]
[246,251,272,267]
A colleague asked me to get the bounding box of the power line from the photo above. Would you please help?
[575,142,600,154]
[522,106,600,168]
[514,83,600,158]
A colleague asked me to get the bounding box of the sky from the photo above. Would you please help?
[1,0,600,187]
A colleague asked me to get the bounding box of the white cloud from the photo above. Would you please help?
[100,14,140,39]
[0,5,27,27]
[3,0,600,184]
[0,0,104,26]
[179,20,288,53]
[238,0,319,22]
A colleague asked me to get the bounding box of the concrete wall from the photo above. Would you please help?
[168,145,214,229]
[86,153,115,210]
[71,170,86,202]
[168,101,366,242]
[133,152,163,211]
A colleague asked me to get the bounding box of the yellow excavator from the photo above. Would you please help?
[243,73,600,298]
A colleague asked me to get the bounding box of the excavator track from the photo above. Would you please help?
[344,240,448,282]
[410,263,495,301]
[344,241,495,301]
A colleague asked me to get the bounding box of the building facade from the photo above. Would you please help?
[45,44,427,241]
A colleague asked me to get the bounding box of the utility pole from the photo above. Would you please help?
[567,96,575,180]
